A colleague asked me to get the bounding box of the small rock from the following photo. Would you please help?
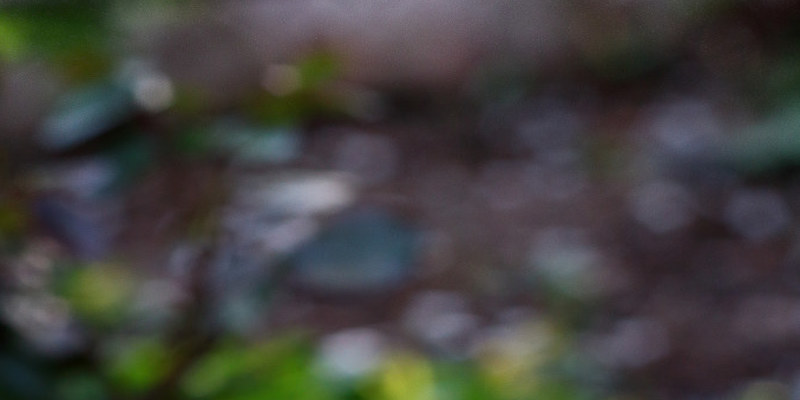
[724,189,790,241]
[317,328,387,378]
[402,291,478,355]
[629,180,696,234]
[289,209,419,293]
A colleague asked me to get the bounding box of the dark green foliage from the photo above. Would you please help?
[38,82,137,152]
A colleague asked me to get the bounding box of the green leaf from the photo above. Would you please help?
[102,338,173,395]
[0,17,25,62]
[181,335,329,400]
[0,1,113,62]
[55,371,107,400]
[57,265,136,327]
[38,82,136,151]
[213,119,301,165]
[721,99,800,176]
[0,197,28,240]
[366,352,435,400]
[434,363,499,400]
[297,53,340,88]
